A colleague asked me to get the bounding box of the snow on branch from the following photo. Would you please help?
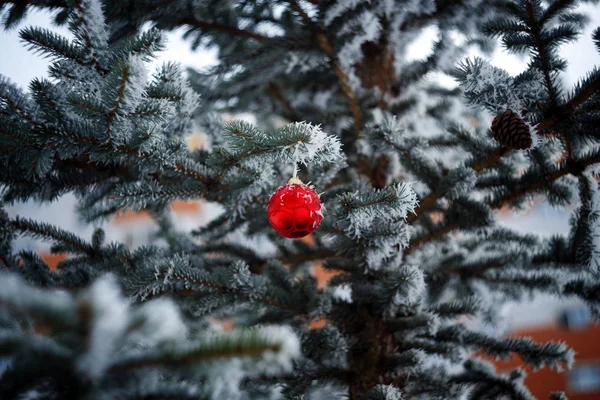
[76,274,129,380]
[20,27,86,64]
[71,0,109,63]
[453,57,521,113]
[323,0,363,26]
[581,171,600,272]
[336,219,412,270]
[0,271,299,398]
[452,57,546,120]
[437,325,574,371]
[126,297,188,346]
[454,359,536,400]
[103,55,148,139]
[0,272,76,326]
[210,121,345,216]
[219,120,344,172]
[337,182,418,238]
[10,216,96,255]
[110,325,300,398]
[277,122,344,166]
[111,325,300,374]
[365,384,403,400]
[385,265,426,316]
[0,75,40,126]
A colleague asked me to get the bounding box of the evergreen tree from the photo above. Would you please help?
[1,0,599,399]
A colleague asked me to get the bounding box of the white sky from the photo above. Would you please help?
[0,9,218,88]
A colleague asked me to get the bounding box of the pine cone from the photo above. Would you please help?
[491,109,532,150]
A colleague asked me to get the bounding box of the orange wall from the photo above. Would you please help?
[492,324,600,400]
[112,199,202,223]
[40,253,67,271]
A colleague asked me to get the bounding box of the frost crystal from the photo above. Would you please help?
[323,0,363,26]
[365,222,412,270]
[75,0,109,53]
[332,284,353,303]
[121,55,148,114]
[447,167,477,200]
[293,122,343,166]
[458,58,524,115]
[343,182,418,238]
[587,172,600,272]
[388,265,425,316]
[371,384,403,400]
[203,326,300,399]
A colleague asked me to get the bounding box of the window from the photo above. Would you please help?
[559,306,590,330]
[0,358,11,377]
[568,363,600,394]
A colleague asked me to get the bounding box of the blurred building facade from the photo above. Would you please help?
[494,304,600,399]
[40,199,206,269]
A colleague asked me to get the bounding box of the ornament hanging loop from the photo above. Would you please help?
[289,143,302,185]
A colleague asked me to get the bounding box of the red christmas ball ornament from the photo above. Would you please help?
[267,177,323,239]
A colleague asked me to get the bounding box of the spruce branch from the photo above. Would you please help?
[105,63,131,142]
[146,263,307,315]
[19,26,85,63]
[336,182,417,239]
[540,0,578,26]
[287,0,362,139]
[0,272,78,328]
[408,74,600,248]
[408,151,600,253]
[1,0,600,398]
[0,329,72,360]
[408,147,507,224]
[0,76,40,127]
[180,17,268,41]
[435,325,573,371]
[550,392,568,400]
[10,216,96,256]
[452,359,535,400]
[538,68,600,133]
[108,327,298,372]
[71,0,107,73]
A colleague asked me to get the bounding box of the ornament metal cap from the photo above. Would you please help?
[288,177,303,185]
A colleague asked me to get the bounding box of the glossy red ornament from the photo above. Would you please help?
[267,178,323,239]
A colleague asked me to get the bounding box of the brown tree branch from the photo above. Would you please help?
[181,18,268,41]
[10,218,96,256]
[268,82,300,121]
[526,0,558,107]
[537,74,600,133]
[287,0,363,138]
